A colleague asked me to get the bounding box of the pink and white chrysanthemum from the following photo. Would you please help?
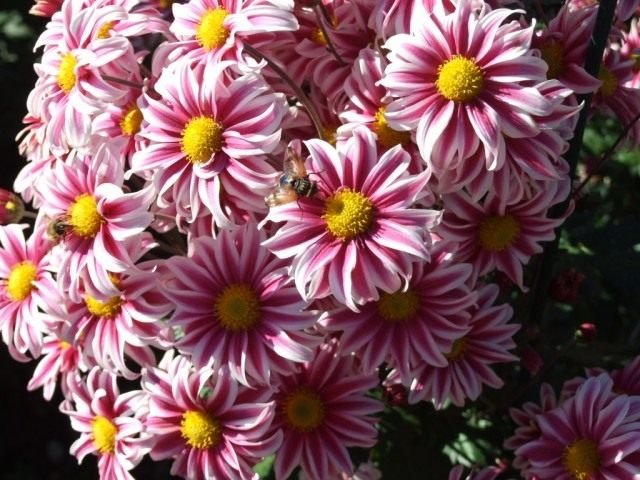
[533,5,601,94]
[338,48,416,155]
[369,0,454,41]
[38,146,153,299]
[168,0,298,64]
[406,284,518,408]
[269,341,383,480]
[0,224,55,361]
[27,325,83,401]
[60,368,150,480]
[516,374,640,480]
[263,127,437,311]
[621,18,640,89]
[163,222,318,386]
[142,351,282,480]
[503,383,559,471]
[592,48,640,146]
[319,243,475,380]
[448,465,503,480]
[380,3,552,173]
[131,60,285,227]
[438,179,570,290]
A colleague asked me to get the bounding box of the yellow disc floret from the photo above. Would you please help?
[598,66,618,97]
[214,283,261,332]
[6,261,37,302]
[120,104,143,136]
[563,438,600,480]
[373,107,411,148]
[68,194,103,238]
[377,289,420,323]
[323,188,374,240]
[92,415,117,454]
[436,55,485,103]
[283,387,325,432]
[196,8,230,51]
[180,410,222,449]
[444,337,468,362]
[58,52,78,94]
[477,214,520,252]
[181,115,224,164]
[96,21,115,39]
[85,295,122,318]
[539,40,565,80]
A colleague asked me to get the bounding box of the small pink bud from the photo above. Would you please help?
[0,189,25,225]
[382,383,407,406]
[520,345,543,375]
[549,268,585,303]
[576,322,597,342]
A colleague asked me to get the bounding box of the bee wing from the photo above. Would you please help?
[284,145,308,177]
[265,185,299,207]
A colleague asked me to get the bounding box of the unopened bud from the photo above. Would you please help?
[576,322,597,342]
[0,189,25,225]
[549,268,585,303]
[520,345,543,375]
[382,383,407,406]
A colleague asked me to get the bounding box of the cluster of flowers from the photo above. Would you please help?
[2,0,640,478]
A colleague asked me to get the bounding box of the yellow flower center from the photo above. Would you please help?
[92,415,117,454]
[158,0,174,8]
[598,66,618,97]
[214,283,261,332]
[477,214,520,252]
[96,21,115,39]
[377,289,420,323]
[436,55,484,103]
[180,410,222,450]
[120,104,143,136]
[59,340,71,349]
[68,194,103,238]
[58,52,77,94]
[322,125,337,146]
[373,107,411,148]
[181,115,224,164]
[196,7,230,51]
[445,337,468,362]
[85,295,122,318]
[540,40,564,79]
[283,387,325,432]
[311,27,328,46]
[563,438,600,480]
[323,188,374,240]
[6,261,37,302]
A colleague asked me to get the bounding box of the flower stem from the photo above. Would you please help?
[314,5,347,66]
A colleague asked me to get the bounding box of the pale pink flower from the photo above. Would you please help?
[438,179,571,290]
[533,5,601,94]
[142,352,282,480]
[60,368,150,480]
[30,0,63,17]
[0,224,55,361]
[38,146,154,299]
[407,284,518,408]
[380,4,552,173]
[270,341,383,480]
[516,374,640,480]
[263,127,437,311]
[168,0,298,64]
[130,60,285,227]
[163,222,318,386]
[319,243,476,380]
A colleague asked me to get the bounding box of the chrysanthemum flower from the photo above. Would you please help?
[380,3,552,173]
[533,5,601,94]
[621,18,640,89]
[319,243,475,380]
[38,146,153,299]
[269,341,383,480]
[448,464,503,480]
[263,127,437,311]
[0,224,55,361]
[30,0,63,17]
[131,60,285,227]
[60,368,150,480]
[504,383,559,471]
[516,374,640,480]
[407,284,518,408]
[168,0,298,64]
[142,352,282,480]
[438,179,570,290]
[163,222,318,386]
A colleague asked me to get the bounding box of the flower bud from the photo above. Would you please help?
[382,383,408,406]
[0,189,25,225]
[520,345,543,375]
[576,322,597,342]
